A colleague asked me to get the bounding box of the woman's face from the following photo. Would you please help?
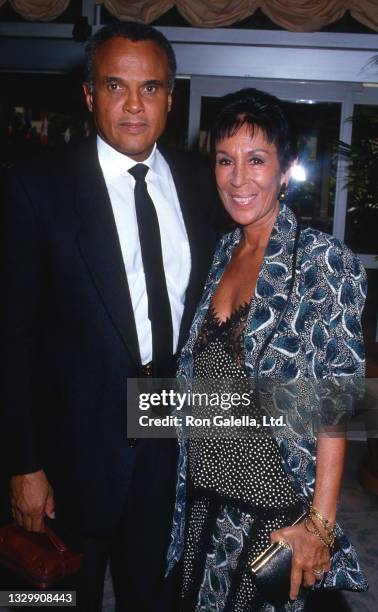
[215,124,289,230]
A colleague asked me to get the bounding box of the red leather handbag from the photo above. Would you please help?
[0,523,82,589]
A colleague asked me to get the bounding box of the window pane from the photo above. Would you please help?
[285,102,341,235]
[199,96,342,234]
[344,105,378,255]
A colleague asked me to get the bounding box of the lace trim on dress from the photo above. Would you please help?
[193,302,250,369]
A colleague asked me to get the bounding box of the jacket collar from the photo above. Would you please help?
[181,204,299,373]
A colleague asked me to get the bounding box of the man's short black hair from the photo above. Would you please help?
[211,88,297,172]
[85,21,177,91]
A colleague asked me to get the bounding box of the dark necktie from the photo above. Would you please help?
[129,164,173,375]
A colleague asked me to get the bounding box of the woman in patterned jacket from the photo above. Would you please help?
[166,88,368,611]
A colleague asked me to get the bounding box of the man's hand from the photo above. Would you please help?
[10,470,55,532]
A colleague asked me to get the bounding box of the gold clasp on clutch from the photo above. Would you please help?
[250,540,291,573]
[249,511,307,574]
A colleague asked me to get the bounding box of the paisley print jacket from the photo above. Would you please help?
[166,204,368,593]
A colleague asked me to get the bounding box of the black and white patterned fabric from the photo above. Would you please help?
[182,304,303,611]
[167,204,368,600]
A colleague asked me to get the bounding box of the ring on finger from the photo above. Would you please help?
[313,568,325,578]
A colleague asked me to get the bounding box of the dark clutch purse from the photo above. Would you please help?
[0,523,82,589]
[250,512,307,607]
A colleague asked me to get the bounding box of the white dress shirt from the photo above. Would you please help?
[97,136,191,364]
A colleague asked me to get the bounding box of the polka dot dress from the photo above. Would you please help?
[182,304,304,612]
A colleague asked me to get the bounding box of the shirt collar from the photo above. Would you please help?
[97,135,159,180]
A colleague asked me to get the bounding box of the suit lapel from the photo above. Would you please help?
[73,139,141,366]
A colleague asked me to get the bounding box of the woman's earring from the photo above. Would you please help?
[277,183,287,202]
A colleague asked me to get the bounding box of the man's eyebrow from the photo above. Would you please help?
[104,76,121,81]
[141,79,164,87]
[102,77,164,86]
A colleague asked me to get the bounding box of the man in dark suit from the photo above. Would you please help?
[4,22,217,611]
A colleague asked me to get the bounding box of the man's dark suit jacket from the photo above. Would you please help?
[3,136,218,536]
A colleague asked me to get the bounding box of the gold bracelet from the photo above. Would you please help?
[304,516,335,549]
[304,516,331,549]
[309,505,336,543]
[310,515,335,549]
[310,505,334,530]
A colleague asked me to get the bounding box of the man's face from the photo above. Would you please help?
[83,37,172,161]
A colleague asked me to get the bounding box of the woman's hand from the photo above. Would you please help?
[270,521,331,600]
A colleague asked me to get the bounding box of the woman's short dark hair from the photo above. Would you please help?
[85,22,177,92]
[211,88,297,172]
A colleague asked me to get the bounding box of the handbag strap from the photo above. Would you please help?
[43,525,68,553]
